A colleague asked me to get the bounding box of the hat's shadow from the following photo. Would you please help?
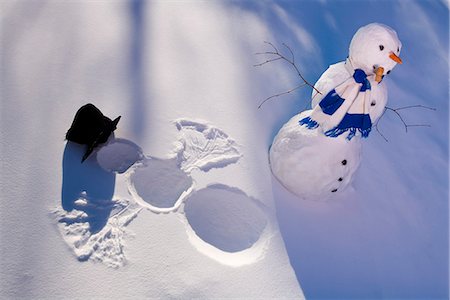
[61,141,115,234]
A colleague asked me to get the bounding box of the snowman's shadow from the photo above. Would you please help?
[61,141,115,234]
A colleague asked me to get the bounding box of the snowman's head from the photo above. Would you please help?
[349,23,402,80]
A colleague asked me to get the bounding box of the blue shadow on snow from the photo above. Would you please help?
[61,141,115,234]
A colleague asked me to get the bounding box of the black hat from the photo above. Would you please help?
[66,103,121,162]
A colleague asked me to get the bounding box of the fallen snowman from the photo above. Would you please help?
[270,23,403,200]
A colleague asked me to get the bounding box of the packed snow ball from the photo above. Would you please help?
[270,110,362,200]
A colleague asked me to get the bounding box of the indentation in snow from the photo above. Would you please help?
[126,119,241,213]
[97,139,143,174]
[173,119,241,173]
[128,158,194,212]
[57,118,244,267]
[184,184,268,253]
[52,198,142,268]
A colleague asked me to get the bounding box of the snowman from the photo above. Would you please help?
[269,23,402,200]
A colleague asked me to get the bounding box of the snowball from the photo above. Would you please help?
[270,110,362,201]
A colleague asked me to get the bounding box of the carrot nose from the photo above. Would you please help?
[389,52,403,64]
[375,67,384,83]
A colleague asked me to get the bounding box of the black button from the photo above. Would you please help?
[342,160,347,165]
[332,189,338,193]
[371,101,376,106]
[338,177,343,182]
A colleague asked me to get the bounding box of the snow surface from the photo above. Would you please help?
[1,1,302,298]
[1,0,448,299]
[55,118,267,269]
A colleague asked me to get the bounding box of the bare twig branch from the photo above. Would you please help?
[265,41,278,53]
[257,83,306,109]
[253,57,283,67]
[255,51,278,56]
[386,106,409,132]
[407,124,432,128]
[254,41,321,108]
[394,104,436,112]
[283,42,295,64]
[375,125,389,142]
[374,104,436,142]
[375,108,389,142]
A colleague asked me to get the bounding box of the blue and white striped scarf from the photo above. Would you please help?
[300,60,376,140]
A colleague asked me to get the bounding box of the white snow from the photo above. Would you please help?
[55,118,249,266]
[183,184,272,267]
[52,198,142,268]
[173,119,241,173]
[1,1,303,298]
[127,119,241,213]
[1,1,447,299]
[348,23,402,76]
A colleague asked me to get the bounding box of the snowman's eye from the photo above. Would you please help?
[379,45,384,51]
[397,47,400,53]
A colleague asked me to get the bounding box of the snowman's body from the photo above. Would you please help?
[270,109,362,200]
[269,23,402,200]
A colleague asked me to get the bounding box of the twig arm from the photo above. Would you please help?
[374,104,436,141]
[254,41,322,108]
[257,83,306,109]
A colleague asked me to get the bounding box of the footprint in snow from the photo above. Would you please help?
[55,119,269,267]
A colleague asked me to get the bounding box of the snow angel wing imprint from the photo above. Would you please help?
[173,119,241,172]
